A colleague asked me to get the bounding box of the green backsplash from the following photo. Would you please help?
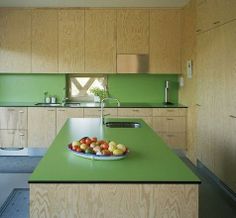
[0,74,178,104]
[0,74,66,102]
[108,74,179,103]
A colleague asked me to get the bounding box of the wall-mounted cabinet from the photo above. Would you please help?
[196,0,236,33]
[149,9,182,74]
[117,9,149,54]
[32,9,58,72]
[58,9,84,73]
[85,9,116,73]
[0,9,31,73]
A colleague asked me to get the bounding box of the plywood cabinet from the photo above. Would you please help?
[58,9,84,73]
[117,9,149,54]
[56,108,83,133]
[150,9,182,74]
[85,9,116,73]
[28,108,56,147]
[0,9,31,73]
[153,108,186,149]
[32,9,58,72]
[0,107,28,148]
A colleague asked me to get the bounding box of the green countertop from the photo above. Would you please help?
[0,102,187,108]
[29,118,199,184]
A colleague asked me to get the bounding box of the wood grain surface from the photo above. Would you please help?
[30,183,198,218]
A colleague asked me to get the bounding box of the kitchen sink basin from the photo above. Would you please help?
[105,122,141,128]
[34,103,61,106]
[64,103,81,107]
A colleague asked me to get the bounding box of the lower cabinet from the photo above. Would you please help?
[152,108,187,149]
[28,108,56,147]
[56,108,83,133]
[0,130,27,148]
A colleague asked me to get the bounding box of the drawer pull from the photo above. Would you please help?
[19,110,24,113]
[196,104,201,107]
[196,29,201,33]
[167,134,174,137]
[229,115,236,119]
[48,109,55,111]
[132,109,139,112]
[166,118,174,121]
[58,109,66,112]
[19,133,25,136]
[167,110,174,112]
[7,109,15,112]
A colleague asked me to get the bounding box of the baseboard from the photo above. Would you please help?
[197,160,236,202]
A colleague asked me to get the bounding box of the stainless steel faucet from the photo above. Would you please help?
[61,87,69,106]
[101,98,120,125]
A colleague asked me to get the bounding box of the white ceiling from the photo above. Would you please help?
[0,0,190,8]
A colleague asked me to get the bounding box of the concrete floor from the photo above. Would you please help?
[0,155,235,218]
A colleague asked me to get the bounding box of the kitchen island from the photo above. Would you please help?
[29,118,200,217]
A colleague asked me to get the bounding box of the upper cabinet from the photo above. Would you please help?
[85,9,116,73]
[0,9,31,73]
[58,9,84,73]
[150,9,182,74]
[32,9,58,72]
[196,0,236,33]
[117,9,149,54]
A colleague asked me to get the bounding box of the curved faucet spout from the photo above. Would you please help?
[101,98,120,125]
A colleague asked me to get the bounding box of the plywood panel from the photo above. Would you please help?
[85,9,116,72]
[150,9,182,73]
[56,108,83,133]
[32,9,58,72]
[30,184,198,218]
[58,9,84,73]
[117,9,149,54]
[0,130,27,148]
[0,107,27,130]
[0,9,31,72]
[28,108,56,147]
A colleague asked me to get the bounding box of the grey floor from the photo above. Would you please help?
[0,153,236,218]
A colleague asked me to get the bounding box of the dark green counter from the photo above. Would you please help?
[0,102,187,108]
[29,118,199,184]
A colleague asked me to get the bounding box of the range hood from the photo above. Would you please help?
[117,54,149,73]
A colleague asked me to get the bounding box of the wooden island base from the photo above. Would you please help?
[30,183,198,218]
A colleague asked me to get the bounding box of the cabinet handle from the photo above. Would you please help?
[167,134,174,137]
[58,109,65,112]
[166,118,174,121]
[132,109,139,112]
[213,21,220,25]
[19,133,25,136]
[7,109,15,112]
[19,110,24,113]
[229,115,236,119]
[196,29,201,33]
[196,104,201,107]
[167,110,174,112]
[48,109,55,111]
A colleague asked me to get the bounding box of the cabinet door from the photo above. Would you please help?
[117,9,149,54]
[153,108,186,117]
[152,117,186,133]
[85,9,116,73]
[57,108,83,133]
[150,9,182,74]
[0,9,31,73]
[0,130,27,148]
[158,132,186,149]
[28,108,56,147]
[117,108,153,117]
[0,107,27,130]
[32,9,58,72]
[58,9,84,73]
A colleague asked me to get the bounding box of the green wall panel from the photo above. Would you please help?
[108,74,179,103]
[0,74,65,103]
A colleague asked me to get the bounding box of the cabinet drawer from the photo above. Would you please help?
[84,108,117,117]
[153,117,186,132]
[0,107,27,130]
[0,130,27,148]
[158,132,186,149]
[118,108,152,117]
[153,108,186,117]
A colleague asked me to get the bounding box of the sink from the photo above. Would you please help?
[105,122,141,128]
[64,102,81,107]
[34,103,61,106]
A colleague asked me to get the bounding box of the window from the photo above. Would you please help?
[67,75,107,102]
